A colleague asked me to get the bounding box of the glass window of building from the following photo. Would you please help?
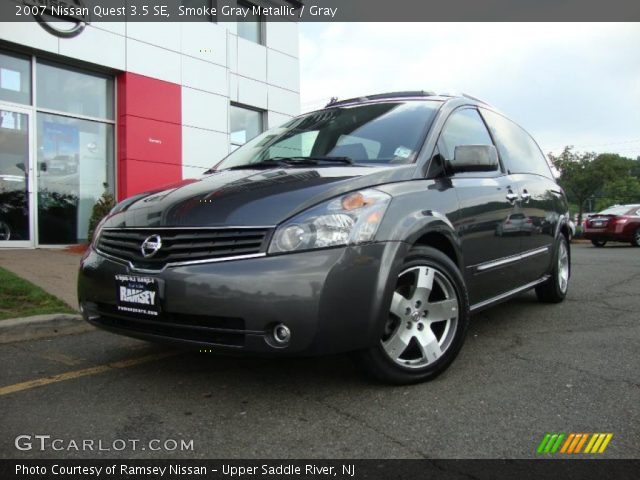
[0,51,115,245]
[36,61,114,120]
[0,51,31,105]
[36,113,114,244]
[237,1,263,44]
[0,109,30,241]
[230,104,264,149]
[36,61,115,244]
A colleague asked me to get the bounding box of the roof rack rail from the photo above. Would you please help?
[461,93,492,106]
[325,90,437,107]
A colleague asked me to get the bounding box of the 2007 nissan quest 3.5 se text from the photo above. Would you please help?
[78,91,571,384]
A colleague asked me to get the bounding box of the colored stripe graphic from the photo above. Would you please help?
[560,433,574,453]
[538,433,613,454]
[574,433,589,453]
[537,433,565,453]
[584,433,613,454]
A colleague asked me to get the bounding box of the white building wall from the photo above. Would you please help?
[0,20,301,180]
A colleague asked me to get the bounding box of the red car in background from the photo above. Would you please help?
[583,204,640,247]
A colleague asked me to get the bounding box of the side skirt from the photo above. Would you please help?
[470,275,550,313]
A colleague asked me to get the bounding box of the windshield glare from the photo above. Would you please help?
[214,101,441,170]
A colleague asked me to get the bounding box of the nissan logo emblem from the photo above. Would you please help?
[24,0,89,38]
[141,235,162,258]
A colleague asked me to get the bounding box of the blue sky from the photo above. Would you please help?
[298,23,640,159]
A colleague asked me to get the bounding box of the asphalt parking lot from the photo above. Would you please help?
[0,243,638,459]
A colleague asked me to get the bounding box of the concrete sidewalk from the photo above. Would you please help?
[0,249,81,310]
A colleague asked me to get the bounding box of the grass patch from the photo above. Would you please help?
[0,267,75,320]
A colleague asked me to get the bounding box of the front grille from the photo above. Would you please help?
[93,302,246,347]
[97,227,271,269]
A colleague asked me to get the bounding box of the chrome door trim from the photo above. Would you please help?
[474,246,549,272]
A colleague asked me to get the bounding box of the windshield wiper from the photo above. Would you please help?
[224,156,353,170]
[270,156,354,165]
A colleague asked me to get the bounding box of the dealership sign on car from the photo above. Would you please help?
[23,0,89,38]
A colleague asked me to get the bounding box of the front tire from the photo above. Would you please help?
[591,239,606,247]
[356,246,470,385]
[536,235,570,303]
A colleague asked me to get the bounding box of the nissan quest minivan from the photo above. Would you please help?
[78,92,571,384]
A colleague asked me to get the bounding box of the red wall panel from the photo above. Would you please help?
[117,72,182,201]
[119,73,181,124]
[125,116,181,165]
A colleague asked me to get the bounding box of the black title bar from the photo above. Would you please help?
[2,0,640,22]
[2,459,640,480]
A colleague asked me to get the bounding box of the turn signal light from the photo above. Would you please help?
[341,192,366,210]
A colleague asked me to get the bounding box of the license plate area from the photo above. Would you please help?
[115,274,161,317]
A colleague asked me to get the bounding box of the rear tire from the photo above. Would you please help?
[536,235,570,303]
[356,246,470,385]
[631,228,640,247]
[591,239,606,247]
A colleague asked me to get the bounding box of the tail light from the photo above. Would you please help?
[613,216,628,224]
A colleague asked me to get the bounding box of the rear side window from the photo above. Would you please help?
[437,108,494,163]
[481,109,552,178]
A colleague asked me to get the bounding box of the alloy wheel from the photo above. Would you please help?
[382,265,459,368]
[558,240,569,294]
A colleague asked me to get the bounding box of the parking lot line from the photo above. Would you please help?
[0,351,178,397]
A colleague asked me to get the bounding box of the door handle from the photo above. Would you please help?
[521,189,531,203]
[506,191,518,204]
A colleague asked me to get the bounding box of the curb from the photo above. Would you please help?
[0,313,94,344]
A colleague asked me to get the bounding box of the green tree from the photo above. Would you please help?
[87,191,116,243]
[597,177,640,211]
[549,147,601,224]
[592,153,640,210]
[550,147,640,222]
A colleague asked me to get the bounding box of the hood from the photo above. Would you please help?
[104,165,415,228]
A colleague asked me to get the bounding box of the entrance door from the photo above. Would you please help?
[0,106,34,247]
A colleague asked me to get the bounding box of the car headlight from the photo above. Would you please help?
[269,189,391,254]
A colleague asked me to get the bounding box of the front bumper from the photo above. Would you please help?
[78,242,407,355]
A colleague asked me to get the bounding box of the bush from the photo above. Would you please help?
[87,191,116,243]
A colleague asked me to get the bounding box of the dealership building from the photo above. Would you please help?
[0,10,300,247]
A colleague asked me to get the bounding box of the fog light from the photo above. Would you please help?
[273,323,291,344]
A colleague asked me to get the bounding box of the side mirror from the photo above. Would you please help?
[449,145,499,173]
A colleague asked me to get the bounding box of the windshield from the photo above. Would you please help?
[213,101,441,170]
[598,205,632,215]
